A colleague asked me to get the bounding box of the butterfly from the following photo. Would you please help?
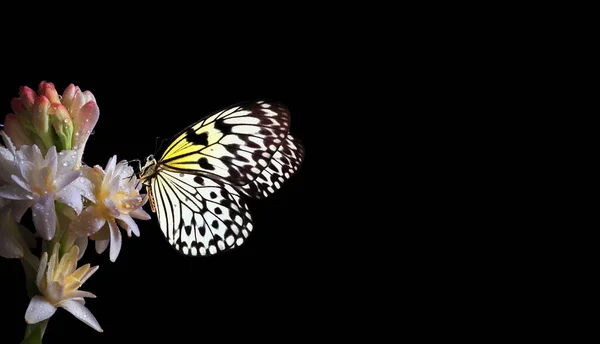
[137,100,304,257]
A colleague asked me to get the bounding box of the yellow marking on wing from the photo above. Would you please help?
[161,122,224,162]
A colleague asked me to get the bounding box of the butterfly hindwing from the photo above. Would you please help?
[150,169,253,256]
[240,134,305,199]
[158,101,291,186]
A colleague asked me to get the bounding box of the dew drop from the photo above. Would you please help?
[58,95,63,101]
[91,130,95,135]
[63,119,69,124]
[63,162,68,167]
[75,132,80,137]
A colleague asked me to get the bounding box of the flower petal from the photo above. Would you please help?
[95,238,109,255]
[0,130,17,155]
[130,207,151,220]
[46,244,59,286]
[56,185,83,214]
[46,281,64,302]
[71,175,96,203]
[44,146,58,180]
[36,252,48,286]
[103,155,117,182]
[58,299,103,332]
[58,151,78,174]
[72,101,99,164]
[80,265,99,285]
[25,296,57,324]
[32,195,56,240]
[108,219,122,262]
[61,84,77,110]
[0,179,32,199]
[75,236,88,260]
[65,290,96,299]
[118,215,140,237]
[103,198,120,218]
[69,206,106,237]
[55,170,82,192]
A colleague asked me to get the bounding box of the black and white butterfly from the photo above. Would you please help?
[138,101,304,256]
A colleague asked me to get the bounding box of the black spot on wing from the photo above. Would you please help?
[194,176,204,185]
[199,157,214,170]
[186,129,209,146]
[215,119,233,135]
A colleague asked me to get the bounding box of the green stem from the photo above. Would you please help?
[22,320,48,344]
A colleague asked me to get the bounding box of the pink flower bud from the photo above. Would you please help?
[61,83,78,110]
[3,114,34,148]
[19,86,37,111]
[33,96,51,133]
[38,81,60,104]
[10,98,27,117]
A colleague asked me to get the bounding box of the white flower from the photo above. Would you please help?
[70,155,150,262]
[0,131,31,221]
[0,134,91,240]
[24,243,102,332]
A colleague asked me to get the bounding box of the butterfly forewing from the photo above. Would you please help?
[150,169,253,256]
[240,134,305,199]
[158,101,291,186]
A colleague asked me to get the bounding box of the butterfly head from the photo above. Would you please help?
[139,154,158,185]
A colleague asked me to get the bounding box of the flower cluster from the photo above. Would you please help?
[0,82,150,341]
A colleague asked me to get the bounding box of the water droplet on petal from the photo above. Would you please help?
[64,119,69,124]
[75,132,80,137]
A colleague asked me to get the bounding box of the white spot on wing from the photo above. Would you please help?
[232,125,260,135]
[226,236,235,246]
[224,116,260,125]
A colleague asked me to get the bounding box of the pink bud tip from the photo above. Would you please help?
[19,86,37,111]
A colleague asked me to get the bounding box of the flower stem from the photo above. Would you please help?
[22,320,48,344]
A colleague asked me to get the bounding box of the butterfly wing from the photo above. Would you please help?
[150,169,253,256]
[240,134,305,199]
[158,100,291,187]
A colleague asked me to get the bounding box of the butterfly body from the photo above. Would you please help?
[138,101,303,257]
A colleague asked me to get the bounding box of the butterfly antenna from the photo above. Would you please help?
[154,136,164,155]
[126,159,142,182]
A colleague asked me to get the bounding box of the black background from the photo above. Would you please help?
[0,52,338,343]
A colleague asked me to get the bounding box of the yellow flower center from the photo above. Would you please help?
[31,172,57,196]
